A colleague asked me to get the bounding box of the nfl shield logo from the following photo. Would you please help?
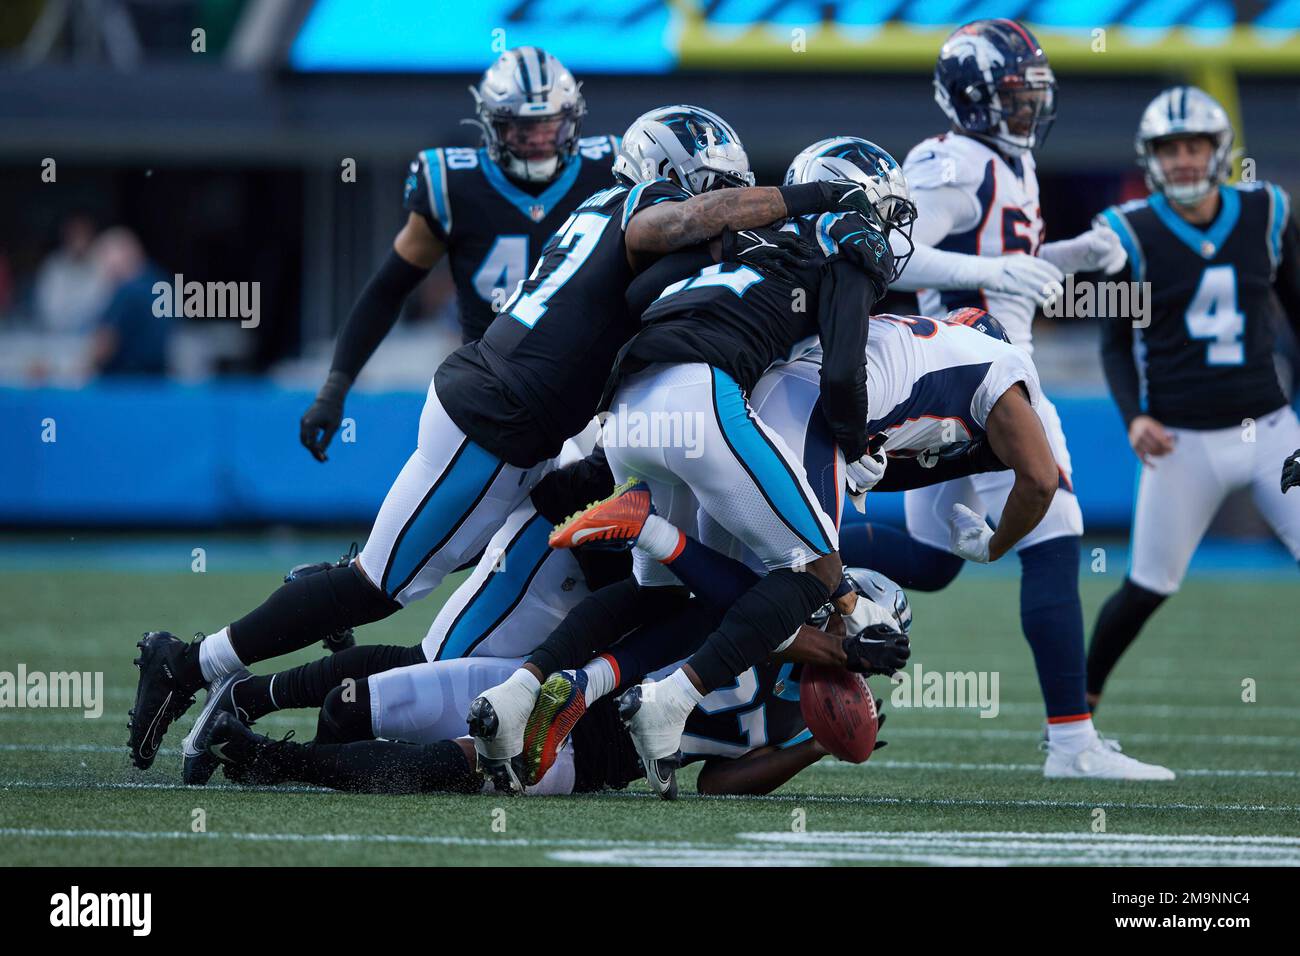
[529,204,546,222]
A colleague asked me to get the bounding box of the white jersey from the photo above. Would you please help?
[904,133,1044,352]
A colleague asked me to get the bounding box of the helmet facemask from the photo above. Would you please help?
[978,67,1056,154]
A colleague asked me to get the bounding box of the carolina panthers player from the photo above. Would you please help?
[196,573,905,800]
[1087,87,1300,706]
[300,47,618,461]
[129,103,884,774]
[469,137,911,794]
[841,20,1170,779]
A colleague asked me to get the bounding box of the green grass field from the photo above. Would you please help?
[1,537,1297,867]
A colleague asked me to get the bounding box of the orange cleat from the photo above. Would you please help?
[547,477,651,551]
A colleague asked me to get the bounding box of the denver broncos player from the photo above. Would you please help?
[1087,87,1300,705]
[299,47,618,462]
[845,19,1171,779]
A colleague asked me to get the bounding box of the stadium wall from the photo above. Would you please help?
[4,383,1148,530]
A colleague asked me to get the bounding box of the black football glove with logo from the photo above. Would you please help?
[842,623,911,676]
[1283,448,1300,494]
[720,226,818,287]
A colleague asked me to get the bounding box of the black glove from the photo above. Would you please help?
[720,227,818,287]
[779,178,881,219]
[300,370,352,462]
[1283,448,1300,494]
[842,623,911,676]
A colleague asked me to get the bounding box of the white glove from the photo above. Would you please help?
[948,503,994,563]
[1040,227,1127,275]
[983,254,1065,307]
[845,451,887,513]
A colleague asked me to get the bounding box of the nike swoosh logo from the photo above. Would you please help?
[138,689,173,759]
[571,525,617,542]
[208,741,229,761]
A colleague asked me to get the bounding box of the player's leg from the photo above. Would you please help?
[128,379,541,769]
[616,366,842,797]
[1248,405,1300,567]
[1088,425,1233,705]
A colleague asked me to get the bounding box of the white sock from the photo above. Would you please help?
[1047,716,1098,752]
[664,668,704,717]
[506,667,541,697]
[198,627,244,684]
[636,514,683,562]
[580,657,617,706]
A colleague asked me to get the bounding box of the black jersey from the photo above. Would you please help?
[620,211,881,461]
[434,178,691,467]
[1098,183,1300,430]
[571,659,809,793]
[403,135,620,343]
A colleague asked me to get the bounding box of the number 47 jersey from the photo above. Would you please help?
[1098,182,1300,429]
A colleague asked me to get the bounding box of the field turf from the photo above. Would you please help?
[1,534,1297,866]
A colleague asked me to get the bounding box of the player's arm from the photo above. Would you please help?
[817,252,889,464]
[1272,208,1300,338]
[696,739,829,796]
[886,184,1064,301]
[871,439,1007,492]
[624,179,877,265]
[773,624,848,667]
[300,213,445,461]
[971,383,1059,561]
[1097,262,1174,463]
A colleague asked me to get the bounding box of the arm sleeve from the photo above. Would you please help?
[817,259,875,462]
[872,440,1007,492]
[886,184,990,292]
[329,249,431,380]
[624,245,715,319]
[1097,259,1144,426]
[1272,208,1300,339]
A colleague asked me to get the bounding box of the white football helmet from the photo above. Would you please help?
[612,105,754,194]
[1136,86,1234,205]
[468,46,586,183]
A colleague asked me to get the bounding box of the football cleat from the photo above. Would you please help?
[548,477,652,552]
[467,678,539,794]
[180,667,253,786]
[201,712,297,786]
[1043,736,1175,781]
[521,670,588,786]
[284,542,359,652]
[617,683,687,801]
[127,631,199,770]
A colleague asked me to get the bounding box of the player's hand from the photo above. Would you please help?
[845,451,887,513]
[872,702,888,752]
[1040,226,1127,275]
[814,178,880,219]
[299,370,352,462]
[842,623,911,676]
[984,254,1064,307]
[1128,414,1175,465]
[720,227,817,286]
[1282,448,1300,494]
[949,503,994,563]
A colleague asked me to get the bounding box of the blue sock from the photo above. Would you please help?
[608,598,723,689]
[665,535,761,611]
[1018,537,1089,720]
[839,522,964,591]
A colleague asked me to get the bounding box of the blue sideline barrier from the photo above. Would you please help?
[2,383,1141,528]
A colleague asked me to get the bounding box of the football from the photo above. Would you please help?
[799,665,879,763]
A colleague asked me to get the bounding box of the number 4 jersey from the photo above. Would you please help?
[404,135,621,342]
[435,178,691,467]
[1098,182,1300,429]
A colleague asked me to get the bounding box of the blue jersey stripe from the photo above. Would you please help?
[1267,183,1289,271]
[1101,206,1145,284]
[421,148,452,236]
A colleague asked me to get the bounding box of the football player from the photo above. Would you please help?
[195,574,906,799]
[468,137,911,794]
[130,103,887,773]
[843,20,1172,779]
[1087,87,1300,705]
[299,47,617,461]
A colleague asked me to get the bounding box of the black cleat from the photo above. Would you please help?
[284,542,359,653]
[466,696,526,795]
[180,667,253,785]
[127,631,199,770]
[201,712,298,786]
